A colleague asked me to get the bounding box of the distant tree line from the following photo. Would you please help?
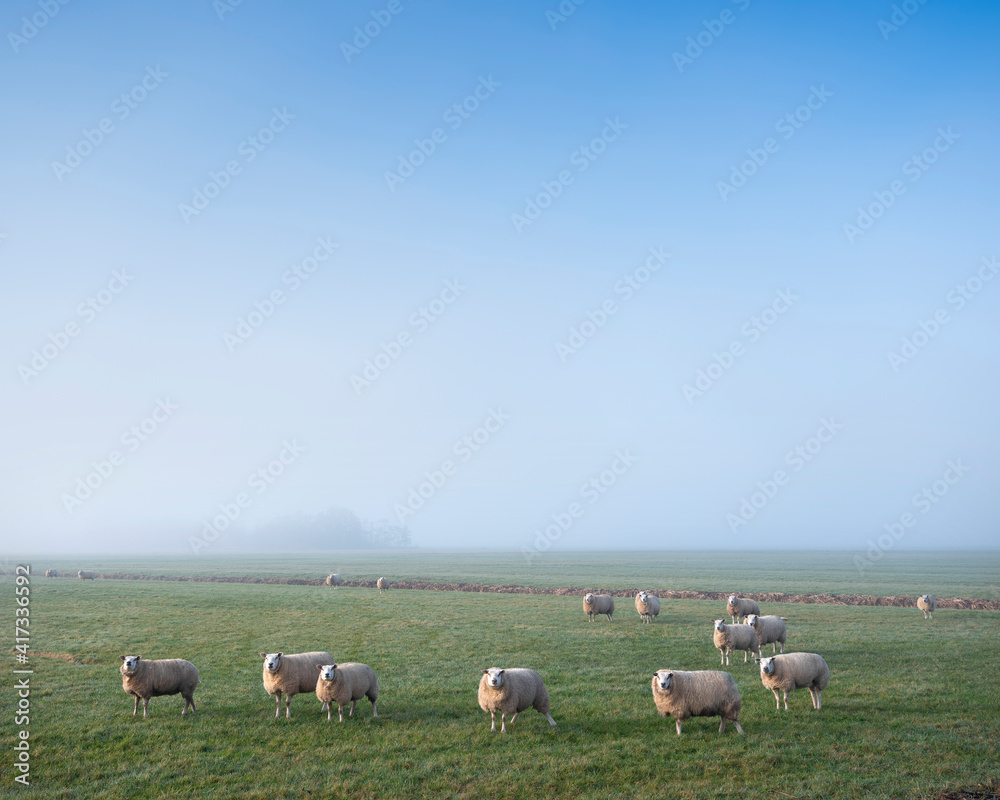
[250,508,411,550]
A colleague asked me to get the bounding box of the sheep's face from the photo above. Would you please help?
[262,653,284,672]
[318,664,338,682]
[746,614,759,627]
[120,655,141,675]
[653,670,673,692]
[584,593,594,604]
[638,592,648,603]
[728,595,737,605]
[482,668,506,688]
[759,657,776,676]
[714,619,726,632]
[920,595,930,603]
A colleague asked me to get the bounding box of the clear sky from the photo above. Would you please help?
[2,0,997,556]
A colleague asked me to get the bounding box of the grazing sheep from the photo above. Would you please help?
[119,655,199,719]
[758,653,829,711]
[377,577,389,593]
[478,668,556,733]
[261,651,334,719]
[746,614,788,654]
[45,569,58,578]
[78,570,97,580]
[315,663,378,722]
[583,593,615,622]
[635,591,661,624]
[726,595,760,624]
[326,574,343,588]
[713,619,760,665]
[917,594,937,620]
[651,669,744,736]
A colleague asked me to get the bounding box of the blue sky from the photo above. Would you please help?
[2,0,997,555]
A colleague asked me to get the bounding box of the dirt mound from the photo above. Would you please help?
[928,783,1000,799]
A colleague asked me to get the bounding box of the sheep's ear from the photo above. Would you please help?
[120,655,126,661]
[498,669,506,675]
[482,669,489,675]
[260,653,267,658]
[135,656,141,661]
[316,664,323,671]
[277,652,283,657]
[331,663,337,669]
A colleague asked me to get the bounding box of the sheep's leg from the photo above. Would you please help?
[812,689,822,710]
[285,695,292,719]
[133,695,140,717]
[371,700,378,718]
[327,706,332,722]
[349,700,357,717]
[544,713,556,727]
[338,705,345,723]
[719,717,726,733]
[732,719,744,734]
[675,719,683,736]
[719,650,725,665]
[782,691,789,711]
[744,649,749,663]
[509,711,520,724]
[490,711,496,732]
[500,713,508,733]
[772,689,781,710]
[274,693,282,719]
[142,698,150,719]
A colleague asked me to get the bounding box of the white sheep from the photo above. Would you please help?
[726,595,760,623]
[746,614,788,654]
[260,651,334,718]
[326,574,343,588]
[78,570,97,580]
[377,577,389,593]
[651,669,744,735]
[713,619,760,665]
[583,593,615,622]
[758,653,829,711]
[315,663,378,722]
[45,569,58,578]
[635,591,661,623]
[917,594,937,620]
[478,668,557,733]
[119,655,199,719]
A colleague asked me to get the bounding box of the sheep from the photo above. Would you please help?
[45,569,58,578]
[315,663,378,722]
[917,594,937,620]
[583,593,614,622]
[325,573,343,588]
[758,653,830,711]
[713,619,760,665]
[651,669,744,736]
[260,651,334,718]
[726,595,760,624]
[635,591,661,624]
[78,570,97,580]
[478,668,556,733]
[119,655,199,719]
[746,614,788,654]
[377,577,389,593]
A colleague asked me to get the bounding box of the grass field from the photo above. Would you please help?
[3,552,999,799]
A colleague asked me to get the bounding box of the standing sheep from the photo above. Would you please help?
[713,619,760,665]
[78,570,97,580]
[326,574,343,588]
[478,668,556,733]
[583,593,615,622]
[726,595,760,624]
[377,577,389,593]
[758,653,830,711]
[45,569,58,578]
[635,591,661,624]
[746,614,788,654]
[651,669,744,736]
[917,594,937,620]
[261,651,334,718]
[119,655,199,719]
[315,663,378,722]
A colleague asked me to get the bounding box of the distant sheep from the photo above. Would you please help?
[746,614,788,654]
[634,591,661,624]
[45,569,58,578]
[326,574,343,588]
[651,669,743,736]
[726,595,760,623]
[377,577,389,593]
[917,594,937,620]
[478,668,556,733]
[261,651,334,718]
[119,655,199,719]
[758,653,829,711]
[315,663,378,722]
[78,570,97,580]
[713,619,760,665]
[583,593,614,622]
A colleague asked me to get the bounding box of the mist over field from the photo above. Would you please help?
[2,0,998,557]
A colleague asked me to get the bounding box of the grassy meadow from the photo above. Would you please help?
[2,552,998,799]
